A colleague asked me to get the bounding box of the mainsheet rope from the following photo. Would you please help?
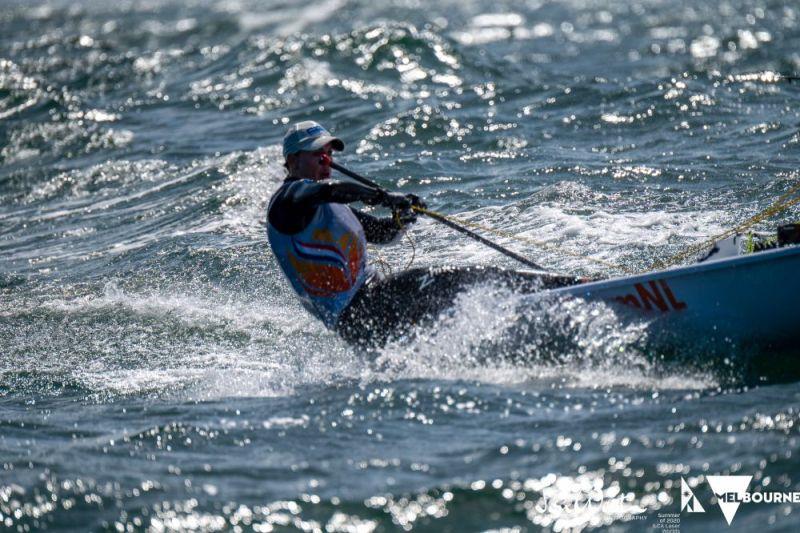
[649,179,800,271]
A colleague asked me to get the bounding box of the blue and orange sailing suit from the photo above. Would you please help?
[267,178,404,328]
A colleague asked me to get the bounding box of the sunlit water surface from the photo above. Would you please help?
[2,0,800,531]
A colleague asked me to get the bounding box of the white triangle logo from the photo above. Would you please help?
[706,475,752,525]
[680,477,705,513]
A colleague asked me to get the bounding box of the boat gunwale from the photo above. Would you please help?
[548,243,800,297]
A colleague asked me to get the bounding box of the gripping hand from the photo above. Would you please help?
[380,192,427,210]
[405,194,427,210]
[380,191,412,210]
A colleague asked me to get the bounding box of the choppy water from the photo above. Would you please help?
[2,0,800,531]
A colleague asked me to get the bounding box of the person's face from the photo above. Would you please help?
[287,142,334,181]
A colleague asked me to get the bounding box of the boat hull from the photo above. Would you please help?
[546,245,800,348]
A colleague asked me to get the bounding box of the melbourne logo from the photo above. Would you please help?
[681,474,800,526]
[705,475,752,525]
[680,477,705,513]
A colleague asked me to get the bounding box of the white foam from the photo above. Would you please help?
[14,272,717,399]
[20,280,332,398]
[358,282,716,391]
[43,280,307,337]
[401,194,731,276]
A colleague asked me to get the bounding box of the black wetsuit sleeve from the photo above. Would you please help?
[351,208,402,244]
[268,179,385,235]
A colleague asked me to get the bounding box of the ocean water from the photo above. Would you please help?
[2,0,800,531]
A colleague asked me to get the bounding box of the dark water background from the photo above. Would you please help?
[2,0,800,531]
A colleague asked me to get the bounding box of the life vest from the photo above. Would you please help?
[268,200,370,328]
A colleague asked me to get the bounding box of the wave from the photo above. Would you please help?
[1,277,725,404]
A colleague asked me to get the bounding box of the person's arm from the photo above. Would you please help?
[295,180,384,207]
[268,179,412,235]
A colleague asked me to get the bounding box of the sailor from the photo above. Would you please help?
[267,120,424,333]
[268,121,584,346]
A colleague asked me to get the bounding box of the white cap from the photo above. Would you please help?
[282,121,344,158]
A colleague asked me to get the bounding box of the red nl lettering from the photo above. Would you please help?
[614,294,642,308]
[634,281,669,312]
[659,280,687,310]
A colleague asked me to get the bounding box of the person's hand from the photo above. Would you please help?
[405,194,427,210]
[380,191,412,210]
